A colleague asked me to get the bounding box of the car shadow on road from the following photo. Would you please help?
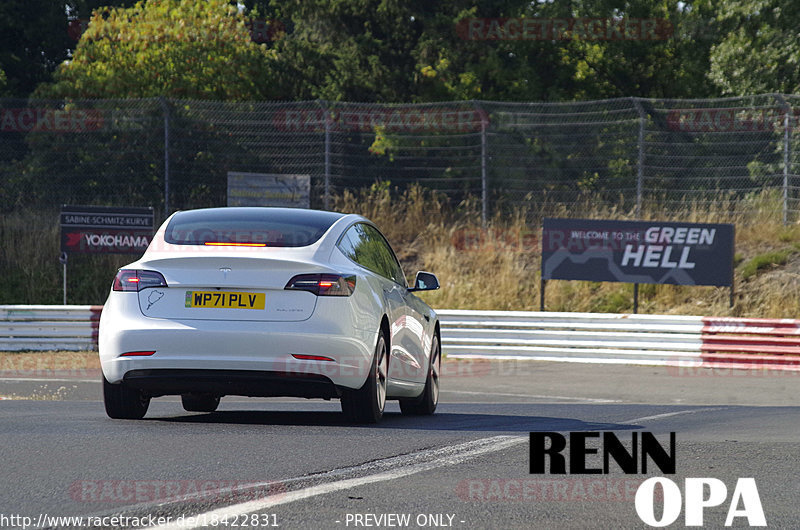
[149,410,640,432]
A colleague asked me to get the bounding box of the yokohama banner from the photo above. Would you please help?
[60,205,154,254]
[541,218,734,286]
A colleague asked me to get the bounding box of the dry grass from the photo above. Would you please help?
[0,209,132,304]
[0,350,100,375]
[334,185,800,318]
[4,187,800,317]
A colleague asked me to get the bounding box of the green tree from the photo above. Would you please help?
[246,0,722,103]
[412,0,722,101]
[246,0,431,102]
[709,0,800,94]
[0,1,135,98]
[36,0,280,100]
[0,0,71,97]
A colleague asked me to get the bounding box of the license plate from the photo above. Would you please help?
[185,291,265,310]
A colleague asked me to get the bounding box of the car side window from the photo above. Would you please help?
[337,230,359,262]
[339,223,407,286]
[363,224,407,286]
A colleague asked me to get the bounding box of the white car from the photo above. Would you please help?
[99,207,441,423]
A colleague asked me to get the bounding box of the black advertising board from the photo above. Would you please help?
[541,218,734,287]
[60,205,154,254]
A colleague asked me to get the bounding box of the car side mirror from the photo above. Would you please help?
[409,271,440,292]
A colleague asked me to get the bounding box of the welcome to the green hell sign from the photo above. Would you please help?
[542,218,735,287]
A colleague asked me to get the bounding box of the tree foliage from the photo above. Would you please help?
[709,0,800,95]
[36,0,279,100]
[246,0,722,102]
[0,0,71,97]
[15,0,800,102]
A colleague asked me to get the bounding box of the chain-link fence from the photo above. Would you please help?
[1,94,798,223]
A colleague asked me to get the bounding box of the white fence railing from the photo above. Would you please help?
[2,307,799,371]
[438,310,704,365]
[0,305,101,351]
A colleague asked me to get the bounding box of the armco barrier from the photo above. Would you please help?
[439,310,800,370]
[0,305,102,351]
[1,306,799,370]
[438,310,704,365]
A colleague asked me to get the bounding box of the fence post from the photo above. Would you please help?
[318,100,331,210]
[632,98,646,218]
[784,111,790,225]
[481,105,488,225]
[159,97,170,215]
[775,94,791,225]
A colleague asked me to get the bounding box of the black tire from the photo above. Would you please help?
[181,393,220,413]
[341,332,388,423]
[103,376,150,419]
[400,334,440,416]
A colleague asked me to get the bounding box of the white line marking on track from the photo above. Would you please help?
[442,389,620,403]
[143,435,526,530]
[625,407,723,424]
[0,377,97,383]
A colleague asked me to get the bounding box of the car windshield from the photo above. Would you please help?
[164,208,343,247]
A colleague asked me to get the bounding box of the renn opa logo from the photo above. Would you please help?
[530,432,766,527]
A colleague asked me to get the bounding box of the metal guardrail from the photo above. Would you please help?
[1,307,799,371]
[439,310,800,370]
[438,310,705,365]
[0,305,101,351]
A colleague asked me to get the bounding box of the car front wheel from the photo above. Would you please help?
[400,334,440,416]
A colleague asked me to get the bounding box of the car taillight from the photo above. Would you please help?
[113,270,168,292]
[285,274,356,296]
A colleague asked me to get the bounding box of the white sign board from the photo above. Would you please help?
[227,172,310,208]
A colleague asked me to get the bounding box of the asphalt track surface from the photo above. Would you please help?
[0,359,798,529]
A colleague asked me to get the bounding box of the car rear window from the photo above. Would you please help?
[164,208,343,247]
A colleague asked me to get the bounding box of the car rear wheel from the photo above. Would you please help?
[399,334,440,416]
[103,376,150,419]
[341,332,388,423]
[181,393,220,413]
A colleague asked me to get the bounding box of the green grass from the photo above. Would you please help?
[740,249,794,280]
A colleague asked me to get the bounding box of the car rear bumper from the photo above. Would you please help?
[99,293,377,392]
[122,369,340,399]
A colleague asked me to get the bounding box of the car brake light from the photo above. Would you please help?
[204,242,266,247]
[113,270,168,292]
[284,274,356,296]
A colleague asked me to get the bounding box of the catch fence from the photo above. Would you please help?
[1,94,798,223]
